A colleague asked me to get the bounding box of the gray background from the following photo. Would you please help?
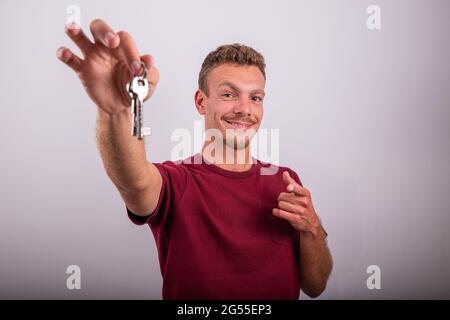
[1,0,449,299]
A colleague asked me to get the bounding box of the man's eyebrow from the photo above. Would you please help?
[217,81,265,96]
[250,88,266,96]
[217,81,240,92]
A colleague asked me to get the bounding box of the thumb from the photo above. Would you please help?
[140,54,153,74]
[141,54,159,85]
[140,54,159,100]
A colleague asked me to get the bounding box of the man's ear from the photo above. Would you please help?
[194,90,206,115]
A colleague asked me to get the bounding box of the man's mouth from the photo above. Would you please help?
[224,119,254,130]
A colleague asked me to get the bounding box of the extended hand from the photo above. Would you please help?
[57,19,160,114]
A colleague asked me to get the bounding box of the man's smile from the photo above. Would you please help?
[223,119,255,130]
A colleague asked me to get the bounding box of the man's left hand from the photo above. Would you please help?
[272,171,324,240]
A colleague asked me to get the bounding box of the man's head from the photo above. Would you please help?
[195,44,266,151]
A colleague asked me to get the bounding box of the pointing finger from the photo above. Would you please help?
[282,171,296,186]
[283,171,309,196]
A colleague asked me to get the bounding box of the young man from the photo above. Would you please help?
[57,19,332,300]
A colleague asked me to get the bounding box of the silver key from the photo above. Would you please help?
[127,62,150,140]
[131,76,148,139]
[127,82,138,137]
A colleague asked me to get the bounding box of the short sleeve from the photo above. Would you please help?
[126,160,188,227]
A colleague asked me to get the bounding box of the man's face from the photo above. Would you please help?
[195,63,265,150]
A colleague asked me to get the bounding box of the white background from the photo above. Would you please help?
[0,0,449,299]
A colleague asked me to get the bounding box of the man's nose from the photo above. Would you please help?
[233,97,252,116]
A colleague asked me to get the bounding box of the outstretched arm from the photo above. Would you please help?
[57,19,162,216]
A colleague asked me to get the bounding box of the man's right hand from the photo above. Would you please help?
[57,19,160,115]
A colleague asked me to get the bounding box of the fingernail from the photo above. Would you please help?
[66,22,80,30]
[56,48,64,60]
[287,184,294,192]
[65,22,80,35]
[104,32,116,47]
[130,61,141,74]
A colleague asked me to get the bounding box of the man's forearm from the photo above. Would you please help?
[299,227,333,298]
[96,107,150,193]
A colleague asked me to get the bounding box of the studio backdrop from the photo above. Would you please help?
[0,0,449,299]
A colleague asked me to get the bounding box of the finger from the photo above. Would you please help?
[64,22,93,56]
[141,54,159,85]
[115,31,142,75]
[277,192,310,208]
[278,191,295,201]
[291,184,310,197]
[283,171,309,196]
[272,207,297,224]
[56,47,83,73]
[89,19,120,49]
[141,57,159,88]
[277,200,306,215]
[272,208,310,231]
[140,54,159,101]
[140,54,154,78]
[272,207,306,225]
[282,171,297,186]
[282,171,301,194]
[278,192,310,208]
[140,54,153,69]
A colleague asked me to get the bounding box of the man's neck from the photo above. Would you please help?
[201,142,254,172]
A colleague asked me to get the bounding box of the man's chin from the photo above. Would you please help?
[224,136,252,150]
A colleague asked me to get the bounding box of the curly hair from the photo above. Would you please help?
[198,43,266,96]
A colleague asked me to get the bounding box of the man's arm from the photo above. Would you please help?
[298,227,333,298]
[57,19,161,217]
[96,109,162,216]
[273,171,333,298]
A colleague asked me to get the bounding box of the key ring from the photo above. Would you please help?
[137,61,147,79]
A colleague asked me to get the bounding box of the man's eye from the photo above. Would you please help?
[223,93,233,98]
[252,96,263,102]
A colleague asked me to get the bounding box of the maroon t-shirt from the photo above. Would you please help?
[126,153,303,300]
